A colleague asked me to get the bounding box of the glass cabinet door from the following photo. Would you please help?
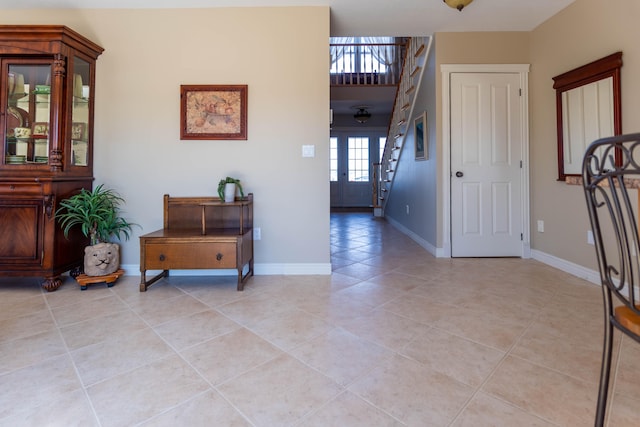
[4,62,51,165]
[70,56,90,167]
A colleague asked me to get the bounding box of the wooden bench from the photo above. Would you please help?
[139,194,254,292]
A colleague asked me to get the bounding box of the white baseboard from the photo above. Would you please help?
[121,263,332,277]
[254,263,332,275]
[122,249,599,288]
[384,216,438,256]
[530,249,600,286]
[379,218,601,286]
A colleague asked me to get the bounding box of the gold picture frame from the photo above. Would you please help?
[180,84,247,140]
[32,122,49,137]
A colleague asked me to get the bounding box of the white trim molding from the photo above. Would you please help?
[531,249,600,286]
[440,63,531,258]
[120,263,332,278]
[385,215,439,256]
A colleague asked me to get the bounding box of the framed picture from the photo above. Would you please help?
[414,112,427,160]
[180,84,247,140]
[32,122,49,137]
[71,122,86,140]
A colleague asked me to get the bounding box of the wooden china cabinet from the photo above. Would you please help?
[0,26,103,291]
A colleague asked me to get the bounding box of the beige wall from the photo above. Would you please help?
[529,0,640,271]
[431,32,530,248]
[383,32,530,254]
[435,32,531,65]
[384,37,439,252]
[1,7,331,272]
[4,0,638,278]
[427,0,640,274]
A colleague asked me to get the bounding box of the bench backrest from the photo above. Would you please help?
[163,194,253,230]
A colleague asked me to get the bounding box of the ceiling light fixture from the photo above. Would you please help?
[443,0,473,11]
[354,107,371,124]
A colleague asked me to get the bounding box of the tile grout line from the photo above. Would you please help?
[445,296,552,426]
[45,282,104,427]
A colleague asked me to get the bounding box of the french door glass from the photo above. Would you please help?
[5,62,51,165]
[330,133,379,208]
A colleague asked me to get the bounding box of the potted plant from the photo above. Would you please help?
[56,184,137,277]
[217,176,245,202]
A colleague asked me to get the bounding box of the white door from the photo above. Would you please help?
[450,72,523,257]
[330,133,381,208]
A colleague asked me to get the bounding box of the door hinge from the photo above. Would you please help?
[521,233,523,241]
[519,88,522,96]
[520,160,523,168]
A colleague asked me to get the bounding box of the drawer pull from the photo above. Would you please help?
[216,253,223,261]
[159,254,166,261]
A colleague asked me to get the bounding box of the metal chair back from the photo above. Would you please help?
[582,133,640,426]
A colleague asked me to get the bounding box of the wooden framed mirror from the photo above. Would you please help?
[553,52,622,181]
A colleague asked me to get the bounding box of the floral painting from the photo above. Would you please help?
[180,85,247,140]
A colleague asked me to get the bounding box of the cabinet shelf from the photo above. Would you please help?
[0,24,104,291]
[11,137,49,142]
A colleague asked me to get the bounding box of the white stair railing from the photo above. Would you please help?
[375,36,431,216]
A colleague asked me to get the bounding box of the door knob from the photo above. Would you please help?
[455,171,464,178]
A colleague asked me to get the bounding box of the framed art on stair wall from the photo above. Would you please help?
[414,111,427,160]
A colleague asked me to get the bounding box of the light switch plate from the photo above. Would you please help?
[302,145,315,158]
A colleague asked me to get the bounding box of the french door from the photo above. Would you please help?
[330,132,383,208]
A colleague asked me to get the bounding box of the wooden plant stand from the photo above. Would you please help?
[139,194,254,292]
[75,269,125,290]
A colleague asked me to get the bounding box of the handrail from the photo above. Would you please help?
[376,37,431,214]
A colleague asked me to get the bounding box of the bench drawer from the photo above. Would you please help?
[144,242,237,269]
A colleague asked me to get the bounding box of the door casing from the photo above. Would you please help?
[441,64,531,258]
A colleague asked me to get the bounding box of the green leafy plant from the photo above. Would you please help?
[56,184,137,246]
[217,176,245,200]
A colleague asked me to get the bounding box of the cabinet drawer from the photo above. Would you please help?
[144,242,237,269]
[0,183,43,196]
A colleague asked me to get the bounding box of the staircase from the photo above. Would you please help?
[374,36,431,217]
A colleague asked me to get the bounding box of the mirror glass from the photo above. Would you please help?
[553,52,622,180]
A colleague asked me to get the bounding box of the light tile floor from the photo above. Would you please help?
[1,212,639,426]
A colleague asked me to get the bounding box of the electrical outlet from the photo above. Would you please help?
[587,230,594,245]
[254,227,261,240]
[406,205,409,215]
[537,220,544,233]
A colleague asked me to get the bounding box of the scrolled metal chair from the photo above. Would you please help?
[582,133,640,427]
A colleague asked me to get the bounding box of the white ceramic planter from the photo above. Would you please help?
[224,183,236,202]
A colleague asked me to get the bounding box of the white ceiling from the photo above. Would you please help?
[3,0,575,36]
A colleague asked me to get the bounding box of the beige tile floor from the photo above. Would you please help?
[1,211,639,426]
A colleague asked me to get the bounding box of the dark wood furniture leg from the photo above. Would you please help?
[140,269,169,292]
